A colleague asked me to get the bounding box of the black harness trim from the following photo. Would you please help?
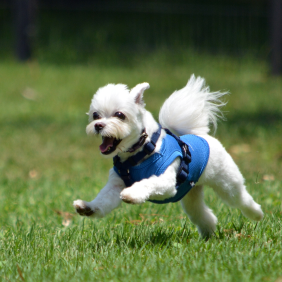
[126,129,148,153]
[113,124,191,188]
[164,128,191,185]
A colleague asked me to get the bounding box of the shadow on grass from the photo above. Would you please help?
[89,224,192,251]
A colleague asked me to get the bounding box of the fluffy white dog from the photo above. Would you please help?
[73,75,263,238]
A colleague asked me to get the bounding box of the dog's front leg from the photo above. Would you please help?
[120,158,180,204]
[73,169,125,218]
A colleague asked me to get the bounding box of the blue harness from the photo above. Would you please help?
[113,125,210,204]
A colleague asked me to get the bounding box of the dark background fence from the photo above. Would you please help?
[0,0,281,74]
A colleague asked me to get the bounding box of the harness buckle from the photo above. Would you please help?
[177,169,188,183]
[176,161,189,184]
[120,169,131,180]
[182,143,191,163]
[143,142,155,154]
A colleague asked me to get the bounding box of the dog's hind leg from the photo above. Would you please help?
[180,185,218,238]
[208,174,264,222]
[199,135,264,222]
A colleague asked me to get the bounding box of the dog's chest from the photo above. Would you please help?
[114,134,210,203]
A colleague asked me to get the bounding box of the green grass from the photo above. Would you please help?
[0,51,282,281]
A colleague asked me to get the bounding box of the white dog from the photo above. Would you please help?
[73,75,263,238]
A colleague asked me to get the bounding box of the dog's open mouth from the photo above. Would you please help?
[99,136,121,155]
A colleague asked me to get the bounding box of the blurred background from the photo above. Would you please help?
[0,0,281,223]
[0,2,282,278]
[1,0,281,74]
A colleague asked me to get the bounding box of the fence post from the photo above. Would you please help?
[270,0,282,75]
[14,0,37,61]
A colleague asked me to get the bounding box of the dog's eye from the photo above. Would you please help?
[93,112,100,120]
[114,112,126,120]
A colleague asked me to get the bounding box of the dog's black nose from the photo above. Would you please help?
[95,122,105,133]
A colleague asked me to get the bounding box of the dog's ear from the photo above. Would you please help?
[130,83,150,106]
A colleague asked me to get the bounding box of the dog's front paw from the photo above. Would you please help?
[73,200,104,218]
[120,187,147,204]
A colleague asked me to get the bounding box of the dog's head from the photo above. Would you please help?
[86,83,150,158]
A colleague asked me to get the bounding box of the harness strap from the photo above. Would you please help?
[113,125,192,188]
[126,129,148,153]
[164,129,191,187]
[113,124,162,186]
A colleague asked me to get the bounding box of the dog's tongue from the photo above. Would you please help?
[100,137,114,153]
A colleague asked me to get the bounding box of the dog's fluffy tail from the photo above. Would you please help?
[159,74,228,136]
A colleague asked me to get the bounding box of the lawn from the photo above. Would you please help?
[0,51,281,281]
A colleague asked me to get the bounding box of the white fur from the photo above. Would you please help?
[159,74,227,135]
[74,75,263,238]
